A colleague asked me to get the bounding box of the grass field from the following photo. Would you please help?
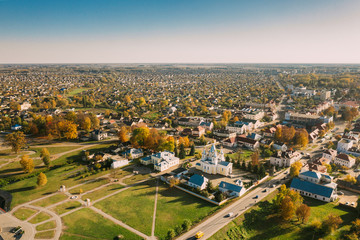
[94,180,156,235]
[155,183,219,239]
[68,178,109,195]
[2,144,114,207]
[227,149,254,161]
[32,193,68,207]
[81,184,124,201]
[61,208,143,240]
[34,230,55,239]
[51,201,82,215]
[123,173,151,185]
[210,193,357,240]
[29,211,51,224]
[13,207,38,221]
[36,220,56,231]
[67,88,90,96]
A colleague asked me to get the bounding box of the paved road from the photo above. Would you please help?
[177,170,289,240]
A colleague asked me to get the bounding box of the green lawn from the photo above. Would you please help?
[2,146,113,207]
[35,230,55,239]
[210,194,357,240]
[67,87,90,96]
[13,207,38,221]
[32,193,68,207]
[81,184,124,201]
[227,149,254,161]
[155,183,219,239]
[68,178,109,194]
[51,201,82,215]
[61,208,142,240]
[36,220,56,231]
[29,211,52,224]
[94,180,156,236]
[123,173,151,185]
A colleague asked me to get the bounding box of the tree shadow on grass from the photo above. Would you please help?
[8,186,36,193]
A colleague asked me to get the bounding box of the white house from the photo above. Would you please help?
[333,153,355,168]
[140,151,179,172]
[322,149,337,162]
[188,174,208,190]
[123,148,144,159]
[337,139,353,153]
[11,124,22,130]
[20,102,31,111]
[270,150,302,167]
[91,130,108,141]
[111,159,129,169]
[196,144,233,176]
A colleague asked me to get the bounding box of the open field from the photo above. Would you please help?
[123,173,151,185]
[155,182,219,239]
[81,184,124,201]
[35,230,55,239]
[94,180,156,235]
[36,220,56,231]
[68,177,109,195]
[67,87,90,96]
[13,207,38,221]
[61,208,143,240]
[28,211,51,224]
[51,201,82,215]
[32,193,68,207]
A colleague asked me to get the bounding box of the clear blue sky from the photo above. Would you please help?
[1,0,359,63]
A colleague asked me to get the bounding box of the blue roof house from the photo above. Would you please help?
[290,178,337,202]
[218,181,246,197]
[188,174,208,190]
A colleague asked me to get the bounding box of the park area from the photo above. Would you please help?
[210,191,357,240]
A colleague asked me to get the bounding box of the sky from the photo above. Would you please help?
[0,0,360,64]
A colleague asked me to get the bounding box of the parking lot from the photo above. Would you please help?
[337,189,358,207]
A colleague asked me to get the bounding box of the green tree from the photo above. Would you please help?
[167,229,176,240]
[40,148,51,168]
[189,144,195,156]
[179,143,186,159]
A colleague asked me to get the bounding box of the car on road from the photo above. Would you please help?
[254,195,259,199]
[262,189,268,192]
[70,195,78,199]
[346,202,350,205]
[225,212,234,217]
[195,231,204,239]
[351,202,355,206]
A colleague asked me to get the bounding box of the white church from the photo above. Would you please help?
[196,144,233,176]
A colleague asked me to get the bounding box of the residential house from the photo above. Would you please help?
[213,129,236,139]
[199,121,214,131]
[218,181,246,197]
[270,150,302,167]
[91,130,107,141]
[337,139,353,153]
[11,124,22,130]
[322,149,337,161]
[247,133,262,141]
[263,127,276,138]
[236,136,259,150]
[123,148,144,159]
[140,151,179,172]
[188,174,208,190]
[192,126,205,137]
[333,153,355,168]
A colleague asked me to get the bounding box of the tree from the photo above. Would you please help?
[179,143,186,159]
[280,196,295,221]
[57,120,78,139]
[323,213,343,233]
[251,151,259,166]
[189,144,195,156]
[290,161,302,177]
[37,172,47,187]
[5,131,27,154]
[258,164,266,179]
[19,155,34,173]
[356,197,360,215]
[118,126,129,143]
[82,117,92,132]
[295,129,309,147]
[130,127,150,147]
[169,178,179,188]
[182,219,192,232]
[344,174,357,184]
[296,204,311,224]
[167,229,176,240]
[40,148,51,168]
[274,127,282,141]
